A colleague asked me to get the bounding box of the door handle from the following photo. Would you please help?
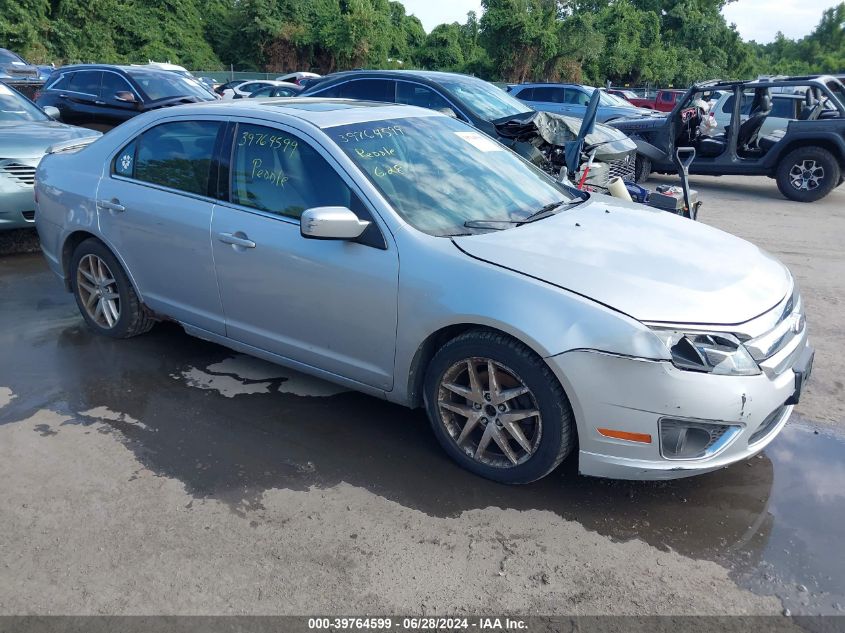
[97,199,125,212]
[218,232,256,248]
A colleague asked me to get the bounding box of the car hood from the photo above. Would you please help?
[452,197,791,325]
[0,121,101,159]
[493,111,636,162]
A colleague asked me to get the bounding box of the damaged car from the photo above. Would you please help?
[36,99,812,483]
[301,70,637,191]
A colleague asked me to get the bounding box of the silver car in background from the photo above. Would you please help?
[34,99,813,482]
[0,82,100,230]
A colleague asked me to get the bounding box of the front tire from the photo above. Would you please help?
[70,238,155,338]
[423,330,575,484]
[634,154,651,183]
[776,146,840,202]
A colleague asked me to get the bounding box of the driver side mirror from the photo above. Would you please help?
[300,207,370,241]
[114,91,137,104]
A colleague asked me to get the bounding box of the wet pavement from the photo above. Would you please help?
[1,250,844,615]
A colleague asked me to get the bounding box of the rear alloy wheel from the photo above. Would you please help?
[776,146,840,202]
[70,238,155,338]
[424,330,575,483]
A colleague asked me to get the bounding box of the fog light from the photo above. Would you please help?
[659,418,740,460]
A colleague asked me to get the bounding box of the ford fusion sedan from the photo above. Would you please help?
[0,82,100,230]
[35,99,812,482]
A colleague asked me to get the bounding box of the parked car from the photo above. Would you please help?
[221,80,295,99]
[248,82,303,98]
[0,48,53,83]
[35,98,812,482]
[301,70,638,190]
[275,72,321,85]
[0,82,100,230]
[626,89,685,111]
[708,91,805,137]
[507,83,660,122]
[607,88,639,103]
[36,64,217,131]
[214,79,247,96]
[609,75,845,201]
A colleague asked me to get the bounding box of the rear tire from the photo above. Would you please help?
[70,238,155,339]
[776,146,839,202]
[634,154,651,183]
[423,330,575,484]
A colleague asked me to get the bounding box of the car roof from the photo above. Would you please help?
[152,97,441,129]
[311,69,483,85]
[51,64,175,77]
[695,75,841,90]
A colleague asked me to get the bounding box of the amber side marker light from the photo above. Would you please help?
[597,428,653,444]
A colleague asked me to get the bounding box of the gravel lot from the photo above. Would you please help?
[1,175,843,617]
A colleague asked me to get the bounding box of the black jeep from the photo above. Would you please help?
[609,75,845,202]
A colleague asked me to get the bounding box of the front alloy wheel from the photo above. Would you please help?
[424,330,575,484]
[437,358,542,468]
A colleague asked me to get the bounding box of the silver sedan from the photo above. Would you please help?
[34,98,813,482]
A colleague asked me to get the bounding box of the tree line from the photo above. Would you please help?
[1,0,843,87]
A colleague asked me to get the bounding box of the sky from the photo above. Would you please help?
[400,0,839,43]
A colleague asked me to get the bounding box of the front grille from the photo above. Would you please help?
[608,155,636,182]
[745,290,806,377]
[21,210,35,221]
[0,162,36,186]
[749,404,788,445]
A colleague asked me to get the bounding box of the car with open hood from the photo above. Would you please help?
[35,99,811,483]
[0,82,100,230]
[301,70,637,191]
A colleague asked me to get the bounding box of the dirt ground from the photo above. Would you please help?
[1,175,843,617]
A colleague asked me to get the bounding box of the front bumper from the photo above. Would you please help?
[0,188,37,230]
[547,339,811,480]
[0,159,37,230]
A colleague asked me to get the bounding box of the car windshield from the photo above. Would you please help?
[126,70,213,101]
[0,83,48,122]
[437,76,533,121]
[331,115,575,236]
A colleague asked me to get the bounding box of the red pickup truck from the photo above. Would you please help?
[625,89,685,112]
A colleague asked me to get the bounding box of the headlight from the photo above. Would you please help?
[650,329,760,376]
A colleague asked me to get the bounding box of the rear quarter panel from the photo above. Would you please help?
[35,144,107,278]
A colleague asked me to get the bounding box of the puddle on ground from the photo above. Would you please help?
[2,253,844,614]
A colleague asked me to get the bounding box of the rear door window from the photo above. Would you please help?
[339,80,396,102]
[532,87,564,103]
[68,70,102,96]
[229,122,356,221]
[113,120,222,196]
[514,87,533,100]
